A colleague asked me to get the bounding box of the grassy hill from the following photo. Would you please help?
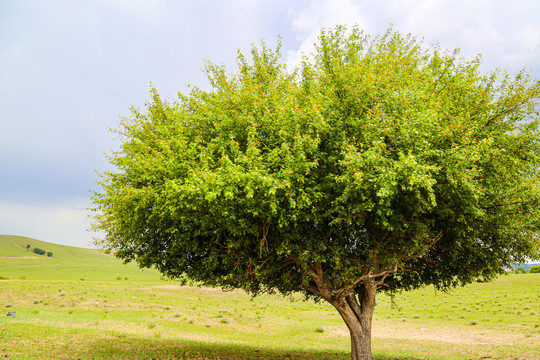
[0,235,161,281]
[0,236,539,359]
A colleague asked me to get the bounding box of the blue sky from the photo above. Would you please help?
[1,0,539,248]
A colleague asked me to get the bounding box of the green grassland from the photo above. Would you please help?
[1,235,539,359]
[0,235,162,282]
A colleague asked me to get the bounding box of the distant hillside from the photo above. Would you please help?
[511,263,540,270]
[0,235,162,281]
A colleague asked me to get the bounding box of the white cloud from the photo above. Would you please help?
[0,199,94,248]
[503,26,540,66]
[286,0,540,77]
[286,0,370,67]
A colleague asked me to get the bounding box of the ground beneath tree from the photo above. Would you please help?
[329,321,537,345]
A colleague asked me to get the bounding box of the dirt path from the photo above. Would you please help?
[329,321,536,345]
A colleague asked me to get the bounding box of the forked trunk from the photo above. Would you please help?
[330,283,377,360]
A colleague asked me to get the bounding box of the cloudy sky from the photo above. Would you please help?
[1,0,539,248]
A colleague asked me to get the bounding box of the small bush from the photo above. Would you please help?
[530,265,540,274]
[5,303,13,308]
[220,318,230,324]
[33,247,46,255]
[47,252,53,257]
[147,322,157,329]
[315,327,324,333]
[470,320,478,325]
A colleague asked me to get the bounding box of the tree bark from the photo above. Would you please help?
[330,282,377,360]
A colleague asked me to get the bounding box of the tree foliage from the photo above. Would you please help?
[530,265,540,273]
[33,247,46,256]
[92,26,540,359]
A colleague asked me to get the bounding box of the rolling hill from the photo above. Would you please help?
[0,235,162,281]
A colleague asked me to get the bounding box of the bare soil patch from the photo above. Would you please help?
[153,284,184,290]
[328,322,536,345]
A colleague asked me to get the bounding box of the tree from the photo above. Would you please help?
[47,252,53,257]
[33,247,46,255]
[91,26,540,360]
[26,244,31,251]
[530,265,540,273]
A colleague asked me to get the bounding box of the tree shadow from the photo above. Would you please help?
[84,334,357,359]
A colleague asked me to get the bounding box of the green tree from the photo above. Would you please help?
[91,26,540,360]
[529,265,540,273]
[32,247,46,256]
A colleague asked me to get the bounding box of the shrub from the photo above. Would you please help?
[530,265,540,274]
[33,247,46,255]
[47,252,53,257]
[315,327,324,333]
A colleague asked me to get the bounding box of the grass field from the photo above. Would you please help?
[1,235,539,359]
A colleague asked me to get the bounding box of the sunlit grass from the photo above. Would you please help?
[0,275,538,359]
[1,235,538,359]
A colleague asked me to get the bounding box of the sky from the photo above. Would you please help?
[1,0,539,249]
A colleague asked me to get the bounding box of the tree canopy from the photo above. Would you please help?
[92,26,540,360]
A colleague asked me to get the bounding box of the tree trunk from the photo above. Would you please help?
[330,282,377,360]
